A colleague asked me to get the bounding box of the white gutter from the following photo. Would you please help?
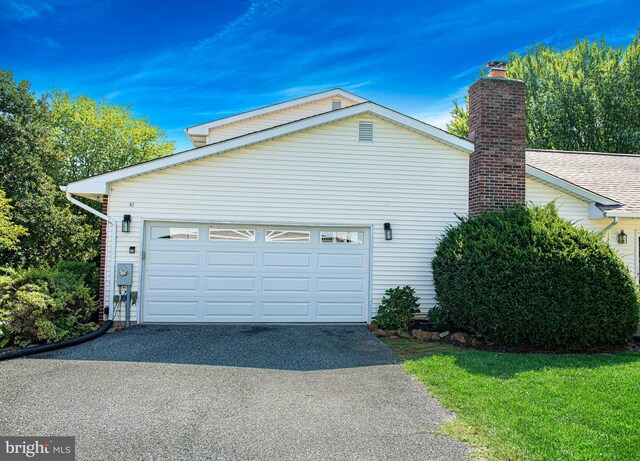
[64,190,117,321]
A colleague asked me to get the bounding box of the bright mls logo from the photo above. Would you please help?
[0,437,74,460]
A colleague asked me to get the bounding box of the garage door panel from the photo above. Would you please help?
[146,301,198,318]
[263,252,311,267]
[143,224,369,323]
[317,277,365,293]
[262,277,311,292]
[206,251,256,267]
[317,302,364,317]
[318,253,365,269]
[147,275,198,292]
[204,301,255,318]
[205,276,256,292]
[147,250,200,267]
[262,302,310,317]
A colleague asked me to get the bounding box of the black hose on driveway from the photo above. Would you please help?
[0,320,113,362]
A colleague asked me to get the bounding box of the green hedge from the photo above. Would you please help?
[372,285,420,331]
[0,262,99,348]
[431,204,640,350]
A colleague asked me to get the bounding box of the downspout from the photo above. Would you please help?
[598,216,619,236]
[65,190,118,321]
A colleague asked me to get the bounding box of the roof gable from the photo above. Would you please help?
[64,102,474,196]
[185,89,366,146]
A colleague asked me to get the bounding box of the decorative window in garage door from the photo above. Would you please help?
[265,230,310,243]
[150,227,199,240]
[320,231,364,244]
[209,229,256,241]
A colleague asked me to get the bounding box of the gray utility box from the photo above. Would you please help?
[116,263,133,286]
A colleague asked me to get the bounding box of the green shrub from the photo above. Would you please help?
[431,203,640,350]
[0,263,99,348]
[373,286,420,331]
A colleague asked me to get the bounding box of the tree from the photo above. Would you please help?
[49,91,174,186]
[0,70,175,268]
[0,189,26,252]
[446,34,640,154]
[0,70,96,268]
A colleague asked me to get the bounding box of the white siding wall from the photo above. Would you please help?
[105,115,470,322]
[526,177,639,282]
[207,96,358,144]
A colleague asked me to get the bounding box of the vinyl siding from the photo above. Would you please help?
[207,96,358,144]
[105,114,470,322]
[526,177,591,224]
[526,177,639,281]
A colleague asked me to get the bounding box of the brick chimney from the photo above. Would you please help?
[467,62,526,216]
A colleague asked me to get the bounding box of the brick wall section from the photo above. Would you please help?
[98,195,108,324]
[468,77,526,216]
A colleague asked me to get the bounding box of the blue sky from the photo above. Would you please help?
[1,0,638,152]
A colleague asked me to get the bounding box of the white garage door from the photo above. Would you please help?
[142,223,370,323]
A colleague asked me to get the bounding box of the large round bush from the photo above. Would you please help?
[431,204,639,350]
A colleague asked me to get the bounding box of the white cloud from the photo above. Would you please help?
[192,0,291,53]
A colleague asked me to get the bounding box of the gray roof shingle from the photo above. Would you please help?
[526,150,640,215]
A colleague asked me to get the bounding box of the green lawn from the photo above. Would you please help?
[384,339,640,461]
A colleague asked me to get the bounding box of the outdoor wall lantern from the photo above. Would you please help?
[384,222,393,241]
[617,229,627,245]
[122,214,131,233]
[129,246,136,254]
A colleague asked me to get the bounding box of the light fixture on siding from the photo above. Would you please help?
[617,230,627,244]
[129,246,136,254]
[384,222,393,241]
[122,214,131,233]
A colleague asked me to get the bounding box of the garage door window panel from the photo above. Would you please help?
[209,229,256,241]
[320,231,364,244]
[150,227,199,240]
[265,230,310,243]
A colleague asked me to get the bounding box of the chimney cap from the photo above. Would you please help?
[486,61,507,69]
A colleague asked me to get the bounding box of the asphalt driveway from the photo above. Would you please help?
[0,325,468,460]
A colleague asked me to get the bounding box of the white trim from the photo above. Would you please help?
[525,165,620,206]
[64,102,475,195]
[136,218,146,325]
[185,89,367,136]
[635,229,639,285]
[604,212,640,218]
[368,224,374,323]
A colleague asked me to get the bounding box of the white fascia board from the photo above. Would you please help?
[525,165,620,206]
[185,89,367,136]
[65,102,474,195]
[603,212,640,218]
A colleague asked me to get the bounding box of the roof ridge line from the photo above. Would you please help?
[527,148,640,158]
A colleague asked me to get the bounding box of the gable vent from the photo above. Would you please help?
[331,100,342,110]
[358,121,373,142]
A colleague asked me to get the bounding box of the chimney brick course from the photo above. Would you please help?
[468,73,526,216]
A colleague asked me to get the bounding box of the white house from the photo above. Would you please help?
[63,69,640,325]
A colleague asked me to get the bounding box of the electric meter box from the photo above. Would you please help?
[116,263,133,286]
